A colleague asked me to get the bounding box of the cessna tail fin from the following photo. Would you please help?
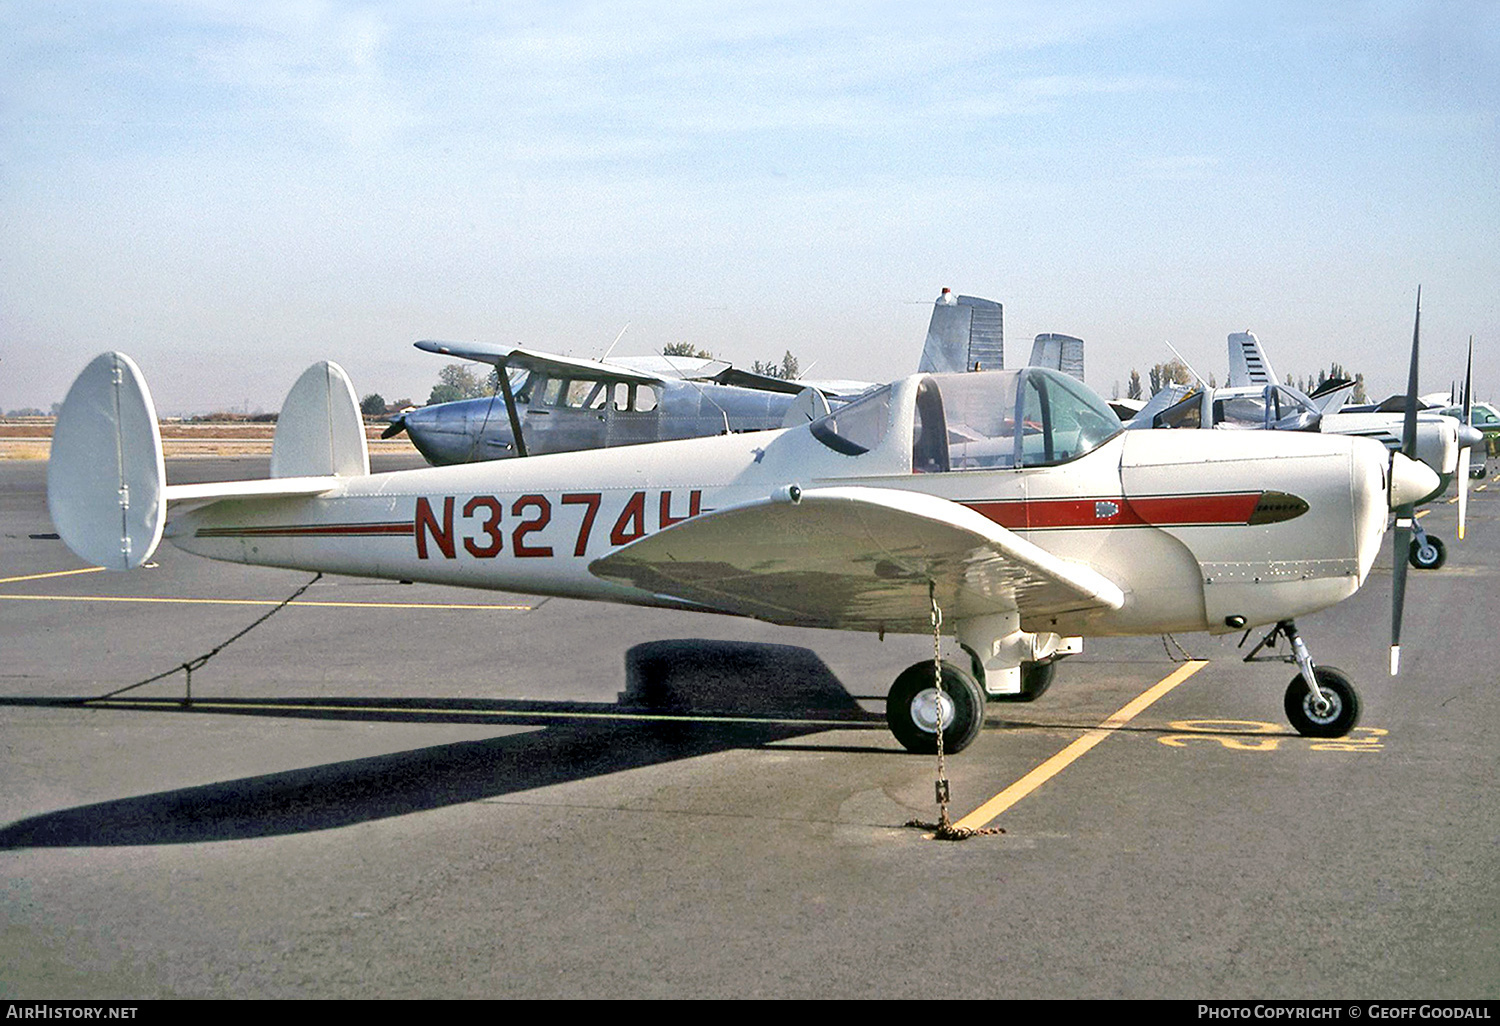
[1226,331,1278,388]
[270,361,369,478]
[1028,333,1085,382]
[918,290,1003,374]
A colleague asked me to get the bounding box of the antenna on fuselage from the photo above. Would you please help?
[600,324,630,363]
[1164,341,1210,389]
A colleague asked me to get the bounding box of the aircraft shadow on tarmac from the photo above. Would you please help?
[0,640,899,850]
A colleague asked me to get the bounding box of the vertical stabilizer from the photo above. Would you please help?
[270,362,370,478]
[1028,334,1085,382]
[47,352,167,569]
[1227,331,1278,387]
[918,290,1003,373]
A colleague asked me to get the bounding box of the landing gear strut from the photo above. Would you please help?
[1242,619,1361,738]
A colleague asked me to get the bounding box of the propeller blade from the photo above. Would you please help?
[1391,288,1421,677]
[1401,287,1421,460]
[1458,334,1474,541]
[1458,446,1471,541]
[1391,518,1411,676]
[380,417,408,440]
[1463,336,1473,418]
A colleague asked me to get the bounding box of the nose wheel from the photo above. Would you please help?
[1284,666,1360,738]
[1408,533,1446,570]
[1244,619,1361,738]
[886,660,985,754]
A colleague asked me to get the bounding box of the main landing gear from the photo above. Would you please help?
[885,660,985,755]
[883,657,1059,754]
[1243,619,1361,738]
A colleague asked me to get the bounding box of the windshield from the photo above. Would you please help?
[809,385,891,455]
[914,369,1121,472]
[1017,370,1124,466]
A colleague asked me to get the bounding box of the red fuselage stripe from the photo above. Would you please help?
[195,522,416,538]
[963,493,1262,529]
[194,492,1264,541]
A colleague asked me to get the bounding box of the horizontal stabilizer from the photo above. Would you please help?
[47,352,167,569]
[164,477,342,504]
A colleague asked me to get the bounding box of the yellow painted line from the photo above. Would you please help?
[951,660,1209,832]
[0,594,534,611]
[0,566,106,585]
[1415,509,1429,520]
[85,698,856,729]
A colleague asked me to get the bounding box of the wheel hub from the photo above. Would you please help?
[909,687,955,733]
[1304,690,1341,724]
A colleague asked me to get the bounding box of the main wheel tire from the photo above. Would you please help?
[886,660,985,755]
[1020,659,1057,701]
[1284,666,1360,738]
[1409,535,1447,570]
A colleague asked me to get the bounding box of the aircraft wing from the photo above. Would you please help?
[415,340,666,386]
[706,366,827,396]
[589,486,1125,632]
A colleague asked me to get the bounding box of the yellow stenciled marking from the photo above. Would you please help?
[0,567,107,585]
[950,660,1208,832]
[1159,717,1283,750]
[0,594,534,611]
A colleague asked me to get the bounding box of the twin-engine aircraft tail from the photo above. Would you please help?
[47,354,368,570]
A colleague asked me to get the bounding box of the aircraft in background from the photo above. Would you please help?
[47,299,1440,753]
[381,343,862,466]
[1129,329,1482,569]
[389,288,1087,466]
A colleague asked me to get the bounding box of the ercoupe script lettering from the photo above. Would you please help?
[415,490,702,561]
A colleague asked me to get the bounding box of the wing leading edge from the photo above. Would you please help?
[589,486,1125,632]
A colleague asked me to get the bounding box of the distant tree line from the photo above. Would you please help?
[1125,359,1367,403]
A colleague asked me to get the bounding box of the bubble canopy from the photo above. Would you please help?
[809,368,1123,472]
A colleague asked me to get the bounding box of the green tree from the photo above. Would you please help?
[360,393,387,417]
[1127,369,1143,400]
[751,350,800,379]
[1148,359,1193,395]
[662,342,715,359]
[427,363,488,405]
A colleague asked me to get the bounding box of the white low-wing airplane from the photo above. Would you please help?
[1137,329,1482,569]
[48,341,1438,754]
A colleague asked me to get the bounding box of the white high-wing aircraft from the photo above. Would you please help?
[48,334,1439,754]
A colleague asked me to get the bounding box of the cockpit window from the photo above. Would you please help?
[938,372,1022,470]
[1211,385,1320,431]
[909,370,1120,472]
[1214,391,1272,428]
[810,385,891,455]
[1017,370,1124,466]
[1154,390,1203,429]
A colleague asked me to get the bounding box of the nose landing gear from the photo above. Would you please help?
[1242,619,1361,737]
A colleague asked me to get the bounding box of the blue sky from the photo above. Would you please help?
[3,1,1496,414]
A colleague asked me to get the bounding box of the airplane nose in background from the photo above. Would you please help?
[1389,452,1441,509]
